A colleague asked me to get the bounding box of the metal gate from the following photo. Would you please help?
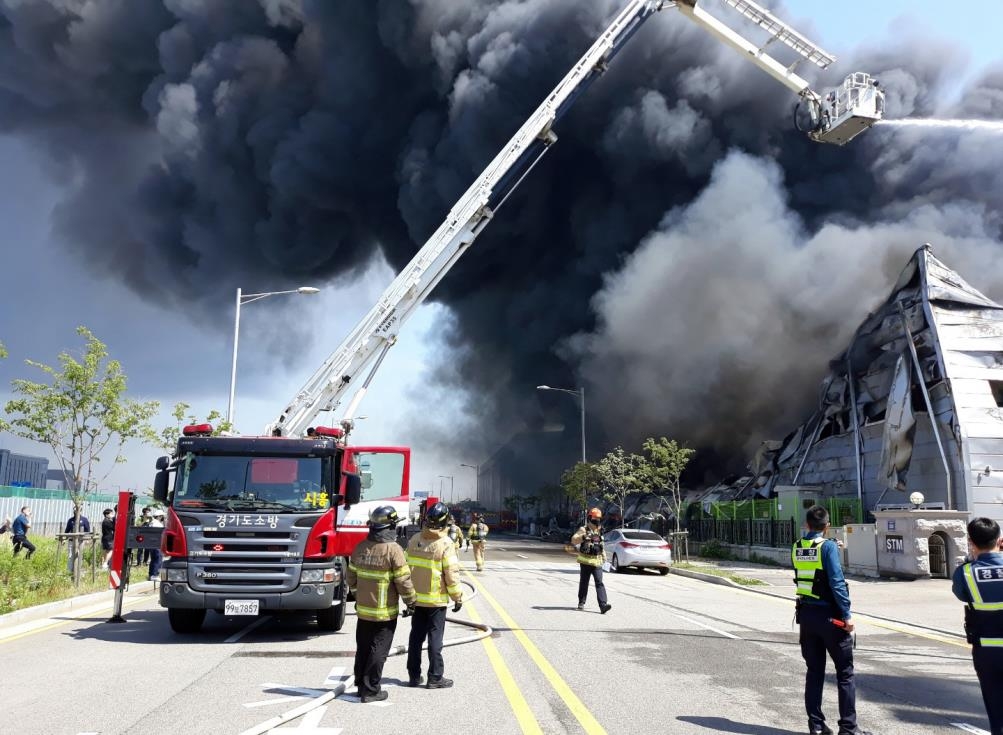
[928,534,948,578]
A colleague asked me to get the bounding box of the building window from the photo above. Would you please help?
[991,381,1003,408]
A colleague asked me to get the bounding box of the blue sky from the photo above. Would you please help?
[1,0,1000,498]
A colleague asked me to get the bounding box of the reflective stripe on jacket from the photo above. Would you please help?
[955,554,1003,647]
[348,538,416,622]
[792,537,826,600]
[406,529,463,607]
[468,523,488,542]
[571,525,604,567]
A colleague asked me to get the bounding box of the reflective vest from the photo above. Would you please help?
[961,561,1003,648]
[792,537,832,602]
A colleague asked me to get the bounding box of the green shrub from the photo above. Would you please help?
[699,538,734,560]
[0,536,108,615]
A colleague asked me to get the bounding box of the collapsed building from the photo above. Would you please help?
[720,244,1003,525]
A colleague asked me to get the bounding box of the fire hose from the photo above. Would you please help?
[239,578,489,735]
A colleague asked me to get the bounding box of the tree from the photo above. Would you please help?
[0,340,7,359]
[595,447,647,528]
[158,402,233,453]
[0,327,160,583]
[560,461,600,516]
[642,436,695,532]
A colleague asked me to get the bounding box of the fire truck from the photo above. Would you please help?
[154,0,881,634]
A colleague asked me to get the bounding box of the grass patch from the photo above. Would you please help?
[675,561,766,586]
[0,536,113,615]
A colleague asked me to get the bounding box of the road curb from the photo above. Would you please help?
[670,566,966,639]
[0,581,156,631]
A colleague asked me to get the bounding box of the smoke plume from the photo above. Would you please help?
[2,0,1002,468]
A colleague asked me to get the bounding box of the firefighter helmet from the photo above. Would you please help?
[425,502,450,529]
[588,507,602,520]
[369,505,400,530]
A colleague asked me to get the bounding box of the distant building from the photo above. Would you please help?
[0,448,49,489]
[46,468,74,491]
[478,429,578,513]
[739,245,1003,523]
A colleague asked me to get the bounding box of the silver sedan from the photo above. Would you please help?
[602,529,672,574]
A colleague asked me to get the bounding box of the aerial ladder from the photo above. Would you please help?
[266,0,884,437]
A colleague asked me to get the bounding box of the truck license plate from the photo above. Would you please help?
[224,599,260,616]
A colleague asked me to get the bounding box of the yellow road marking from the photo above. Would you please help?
[0,594,151,644]
[465,600,543,735]
[466,572,607,735]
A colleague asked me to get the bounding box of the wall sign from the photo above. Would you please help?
[887,520,896,531]
[885,535,904,554]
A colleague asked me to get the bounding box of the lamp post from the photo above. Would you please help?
[536,385,586,463]
[459,463,479,501]
[438,475,454,504]
[228,286,321,427]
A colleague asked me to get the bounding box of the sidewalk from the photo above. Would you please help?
[675,558,966,637]
[0,580,158,635]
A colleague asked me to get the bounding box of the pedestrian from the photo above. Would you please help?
[467,513,489,571]
[148,509,165,580]
[11,506,36,559]
[101,508,116,568]
[952,516,1003,735]
[446,514,464,555]
[64,512,91,574]
[571,508,611,614]
[793,505,871,735]
[347,505,416,703]
[136,506,153,566]
[405,501,463,689]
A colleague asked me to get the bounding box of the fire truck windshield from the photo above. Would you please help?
[356,451,406,502]
[173,453,333,512]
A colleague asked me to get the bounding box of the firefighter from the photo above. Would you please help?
[793,505,871,735]
[347,505,416,703]
[446,514,464,554]
[952,516,1003,735]
[571,508,611,614]
[467,513,489,572]
[405,501,463,689]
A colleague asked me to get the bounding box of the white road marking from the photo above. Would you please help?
[224,615,273,643]
[273,705,342,732]
[516,554,529,559]
[322,666,347,689]
[244,696,310,709]
[665,610,740,640]
[952,724,991,734]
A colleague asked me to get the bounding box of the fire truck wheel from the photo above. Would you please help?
[316,600,346,632]
[168,608,206,634]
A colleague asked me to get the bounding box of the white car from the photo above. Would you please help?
[603,529,672,575]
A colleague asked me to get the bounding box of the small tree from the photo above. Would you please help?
[560,461,599,518]
[0,327,160,583]
[595,447,646,528]
[0,340,7,359]
[642,436,695,532]
[158,402,233,453]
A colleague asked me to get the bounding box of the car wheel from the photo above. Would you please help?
[611,554,625,573]
[168,607,206,634]
[658,567,670,576]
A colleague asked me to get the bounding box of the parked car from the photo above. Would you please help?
[602,529,672,575]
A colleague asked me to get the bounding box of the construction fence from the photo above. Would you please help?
[1,485,122,537]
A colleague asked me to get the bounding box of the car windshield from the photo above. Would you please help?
[621,531,664,541]
[173,453,331,512]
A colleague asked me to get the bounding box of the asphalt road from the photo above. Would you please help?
[0,537,993,735]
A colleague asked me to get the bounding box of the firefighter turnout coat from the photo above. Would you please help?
[406,528,463,608]
[468,522,488,544]
[571,525,606,567]
[348,537,416,622]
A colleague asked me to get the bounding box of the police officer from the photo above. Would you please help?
[347,505,416,703]
[406,502,463,689]
[446,514,464,554]
[467,513,489,571]
[571,508,611,614]
[952,516,1003,735]
[792,505,871,735]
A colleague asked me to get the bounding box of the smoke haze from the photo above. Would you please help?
[2,0,1002,468]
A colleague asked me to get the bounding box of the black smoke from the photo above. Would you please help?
[2,0,1002,469]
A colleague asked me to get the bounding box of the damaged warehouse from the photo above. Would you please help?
[692,245,1003,536]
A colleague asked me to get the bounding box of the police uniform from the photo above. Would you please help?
[571,522,610,612]
[347,523,416,702]
[406,523,463,688]
[953,549,1003,734]
[468,519,489,571]
[792,532,862,735]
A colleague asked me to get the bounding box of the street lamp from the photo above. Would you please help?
[438,475,454,503]
[227,286,321,427]
[459,463,479,500]
[537,385,586,463]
